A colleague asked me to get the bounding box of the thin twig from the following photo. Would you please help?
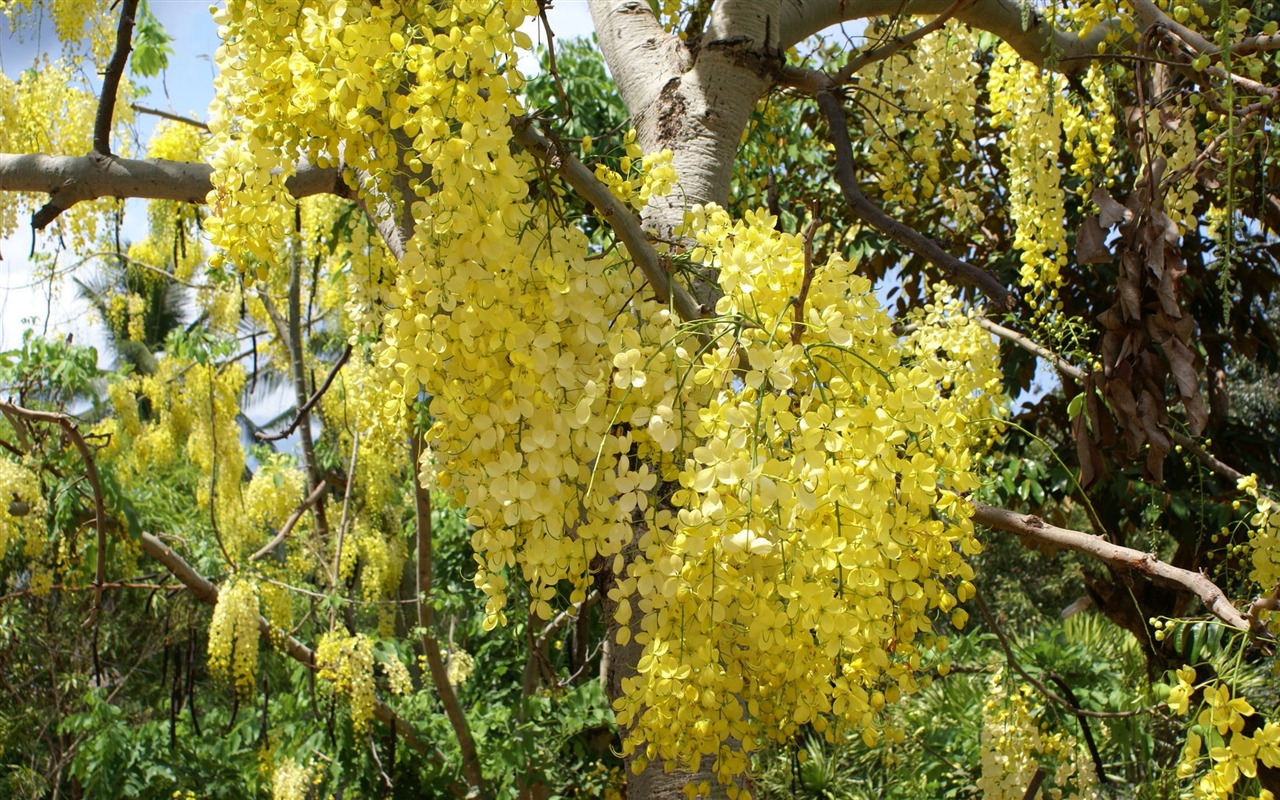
[1167,430,1247,483]
[329,432,359,592]
[249,479,329,562]
[977,317,1085,380]
[256,345,352,442]
[833,0,973,84]
[94,0,141,155]
[792,213,820,345]
[129,103,210,132]
[975,592,1157,719]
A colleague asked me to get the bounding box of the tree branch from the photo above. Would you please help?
[248,478,329,563]
[256,345,352,443]
[411,436,486,796]
[777,0,1115,72]
[0,154,348,231]
[129,103,210,132]
[977,317,1085,380]
[138,532,446,764]
[512,119,705,324]
[94,0,140,156]
[812,90,1015,310]
[970,500,1254,632]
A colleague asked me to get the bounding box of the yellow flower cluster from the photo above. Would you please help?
[592,136,677,209]
[271,757,315,800]
[227,457,307,561]
[316,631,377,734]
[977,674,1099,800]
[206,0,536,276]
[138,120,210,283]
[445,647,475,686]
[382,653,413,696]
[988,45,1070,308]
[0,457,46,561]
[208,576,262,694]
[320,355,411,526]
[859,23,980,207]
[204,1,1001,788]
[1061,65,1117,188]
[1239,476,1280,613]
[0,0,116,63]
[1167,665,1280,799]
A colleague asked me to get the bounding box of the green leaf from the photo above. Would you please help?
[130,0,172,79]
[1067,392,1085,420]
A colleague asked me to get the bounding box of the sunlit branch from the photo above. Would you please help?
[138,532,447,766]
[512,119,706,325]
[970,500,1255,632]
[976,317,1085,380]
[0,154,349,231]
[129,103,211,132]
[94,0,140,156]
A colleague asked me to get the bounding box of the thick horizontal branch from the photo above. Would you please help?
[778,0,1115,73]
[0,153,349,230]
[970,500,1252,631]
[139,532,444,762]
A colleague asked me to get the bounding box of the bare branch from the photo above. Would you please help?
[129,103,210,132]
[832,0,973,84]
[256,345,353,443]
[248,478,329,563]
[94,0,140,156]
[1167,429,1247,484]
[411,436,486,796]
[812,90,1015,310]
[0,154,348,231]
[970,500,1253,631]
[977,317,1085,380]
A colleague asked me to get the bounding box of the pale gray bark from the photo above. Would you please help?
[0,153,347,230]
[777,0,1115,67]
